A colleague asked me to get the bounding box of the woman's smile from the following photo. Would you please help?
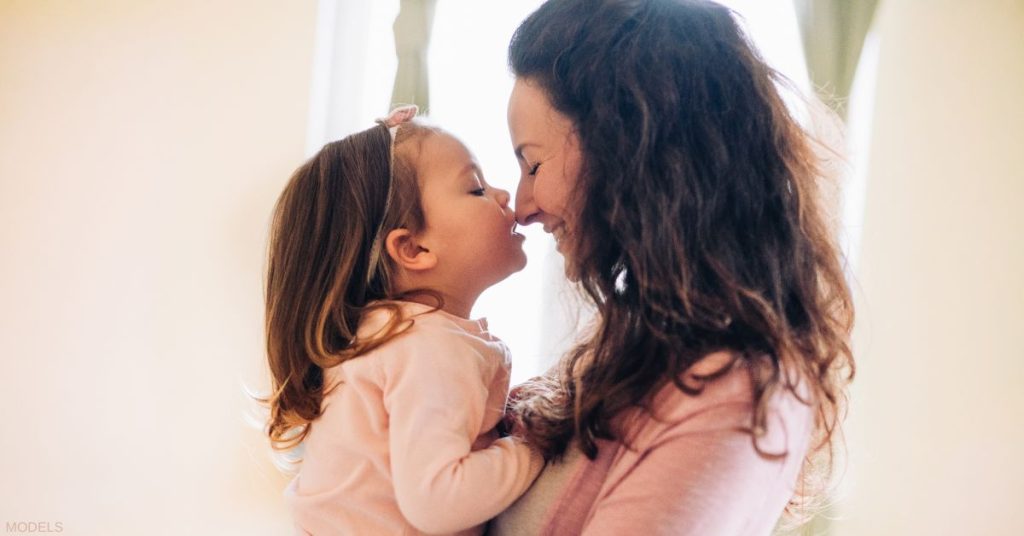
[548,223,567,252]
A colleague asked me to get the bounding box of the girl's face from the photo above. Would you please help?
[507,77,583,276]
[415,132,527,294]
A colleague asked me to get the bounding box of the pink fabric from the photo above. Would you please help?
[490,352,815,535]
[285,301,543,536]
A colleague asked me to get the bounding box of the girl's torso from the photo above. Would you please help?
[286,302,512,536]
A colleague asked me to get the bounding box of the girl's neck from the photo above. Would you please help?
[400,291,476,319]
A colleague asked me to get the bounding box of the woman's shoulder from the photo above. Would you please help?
[621,351,815,453]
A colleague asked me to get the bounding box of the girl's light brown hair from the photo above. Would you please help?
[258,120,436,453]
[508,0,854,526]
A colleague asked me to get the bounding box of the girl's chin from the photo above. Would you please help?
[511,250,528,274]
[493,250,529,282]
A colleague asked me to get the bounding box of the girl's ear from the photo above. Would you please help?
[384,228,437,272]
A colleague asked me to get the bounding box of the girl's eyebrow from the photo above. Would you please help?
[459,162,481,178]
[459,163,485,185]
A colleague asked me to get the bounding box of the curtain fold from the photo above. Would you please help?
[391,0,438,111]
[794,0,880,118]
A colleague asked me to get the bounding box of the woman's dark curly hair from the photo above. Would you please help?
[508,0,854,523]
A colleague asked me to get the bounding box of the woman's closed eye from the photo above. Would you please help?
[528,162,541,176]
[470,187,486,196]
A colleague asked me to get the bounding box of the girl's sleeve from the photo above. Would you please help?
[381,329,545,535]
[580,401,806,535]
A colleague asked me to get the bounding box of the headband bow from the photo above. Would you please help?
[378,104,418,131]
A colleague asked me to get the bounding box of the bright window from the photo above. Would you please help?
[429,1,815,382]
[311,0,820,383]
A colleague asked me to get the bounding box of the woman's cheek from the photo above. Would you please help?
[538,158,580,221]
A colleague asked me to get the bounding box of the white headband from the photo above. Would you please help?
[365,104,419,285]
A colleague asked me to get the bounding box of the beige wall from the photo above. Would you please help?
[3,0,1023,534]
[0,1,315,533]
[836,1,1024,534]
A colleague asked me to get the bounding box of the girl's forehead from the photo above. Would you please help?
[417,132,479,180]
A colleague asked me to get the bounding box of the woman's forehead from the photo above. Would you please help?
[508,78,549,130]
[508,78,574,149]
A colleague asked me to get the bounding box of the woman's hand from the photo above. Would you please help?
[498,379,533,439]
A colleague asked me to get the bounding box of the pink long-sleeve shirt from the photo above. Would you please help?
[489,351,815,535]
[284,301,544,535]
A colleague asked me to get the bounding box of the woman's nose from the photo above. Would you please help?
[515,176,539,225]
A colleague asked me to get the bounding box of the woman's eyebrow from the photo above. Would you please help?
[514,142,540,161]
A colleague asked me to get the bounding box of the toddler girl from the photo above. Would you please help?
[262,106,543,535]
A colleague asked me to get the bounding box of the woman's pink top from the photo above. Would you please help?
[489,352,814,535]
[284,302,544,535]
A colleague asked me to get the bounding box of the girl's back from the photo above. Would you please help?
[285,302,541,535]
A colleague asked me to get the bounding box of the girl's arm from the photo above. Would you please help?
[382,330,544,535]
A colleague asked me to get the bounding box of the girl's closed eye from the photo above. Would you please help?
[468,173,487,196]
[528,162,541,176]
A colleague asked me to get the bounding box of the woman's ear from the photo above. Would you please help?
[384,228,437,272]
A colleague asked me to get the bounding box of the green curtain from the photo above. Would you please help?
[794,0,880,118]
[391,0,438,112]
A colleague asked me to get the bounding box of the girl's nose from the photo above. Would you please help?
[495,188,511,208]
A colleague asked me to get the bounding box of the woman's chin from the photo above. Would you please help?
[555,252,581,283]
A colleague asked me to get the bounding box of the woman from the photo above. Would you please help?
[491,0,854,534]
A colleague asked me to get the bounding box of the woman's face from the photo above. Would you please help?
[507,77,583,273]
